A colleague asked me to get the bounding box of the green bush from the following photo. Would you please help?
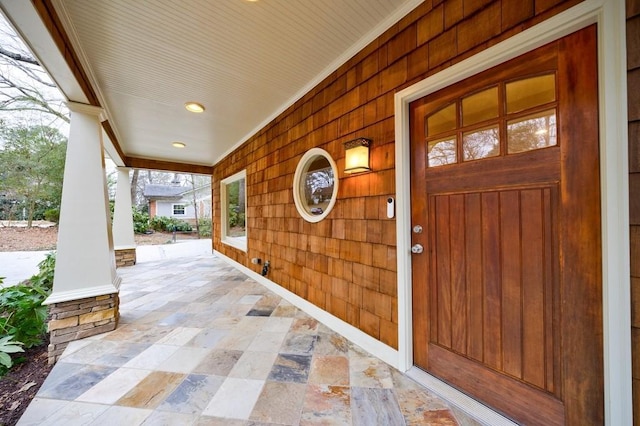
[0,283,49,349]
[198,218,211,237]
[228,209,238,228]
[149,216,192,232]
[29,252,56,292]
[172,219,192,232]
[132,207,150,233]
[228,205,245,228]
[0,335,24,372]
[149,215,170,231]
[0,253,54,358]
[43,208,60,223]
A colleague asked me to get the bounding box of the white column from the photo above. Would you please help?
[45,102,120,305]
[112,167,136,250]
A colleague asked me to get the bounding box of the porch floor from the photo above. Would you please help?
[19,253,481,425]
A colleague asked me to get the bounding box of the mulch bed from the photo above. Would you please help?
[0,227,58,252]
[0,336,52,426]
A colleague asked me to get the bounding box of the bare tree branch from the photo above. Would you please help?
[0,17,68,124]
[0,74,69,123]
[0,46,39,66]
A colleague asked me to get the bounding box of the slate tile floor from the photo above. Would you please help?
[19,255,481,425]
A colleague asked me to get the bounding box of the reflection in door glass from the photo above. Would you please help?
[507,109,557,154]
[428,137,457,166]
[463,126,499,161]
[427,103,456,136]
[462,87,498,126]
[301,157,334,215]
[506,74,556,114]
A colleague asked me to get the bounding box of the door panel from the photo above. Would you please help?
[428,185,558,390]
[410,26,602,425]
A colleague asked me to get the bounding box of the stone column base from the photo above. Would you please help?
[115,248,136,268]
[47,293,119,365]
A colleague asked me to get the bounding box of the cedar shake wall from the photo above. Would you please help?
[627,0,640,423]
[212,0,582,348]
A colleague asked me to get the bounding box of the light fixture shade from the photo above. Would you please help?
[344,138,371,173]
[184,102,205,113]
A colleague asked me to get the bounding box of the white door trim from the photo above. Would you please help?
[394,1,632,424]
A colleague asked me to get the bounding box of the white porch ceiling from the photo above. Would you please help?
[33,0,422,167]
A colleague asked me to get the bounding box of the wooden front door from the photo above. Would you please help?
[409,26,602,425]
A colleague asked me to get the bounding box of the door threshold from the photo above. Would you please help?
[405,367,518,426]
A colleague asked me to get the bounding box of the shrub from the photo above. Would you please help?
[0,283,49,349]
[29,252,56,292]
[132,207,150,233]
[171,219,192,232]
[149,216,192,232]
[0,253,54,357]
[43,208,60,223]
[228,206,245,229]
[198,218,211,237]
[0,335,24,374]
[149,215,170,232]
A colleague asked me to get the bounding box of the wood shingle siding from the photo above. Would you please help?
[212,0,584,348]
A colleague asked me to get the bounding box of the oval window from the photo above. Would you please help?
[293,148,339,223]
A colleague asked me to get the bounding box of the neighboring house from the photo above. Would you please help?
[143,183,211,224]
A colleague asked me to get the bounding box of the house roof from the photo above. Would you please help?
[143,183,211,200]
[0,0,422,171]
[143,184,188,199]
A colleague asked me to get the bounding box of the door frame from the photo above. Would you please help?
[393,0,631,424]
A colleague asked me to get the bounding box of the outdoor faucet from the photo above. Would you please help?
[261,260,270,277]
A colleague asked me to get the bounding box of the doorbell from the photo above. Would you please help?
[387,197,395,218]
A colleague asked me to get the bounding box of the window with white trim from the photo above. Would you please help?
[221,170,247,251]
[172,204,186,215]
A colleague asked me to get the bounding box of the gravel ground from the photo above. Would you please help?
[0,226,200,252]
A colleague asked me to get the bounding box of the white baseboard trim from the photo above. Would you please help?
[213,250,400,368]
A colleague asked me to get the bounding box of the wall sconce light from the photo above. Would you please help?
[344,138,371,174]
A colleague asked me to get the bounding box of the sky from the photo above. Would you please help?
[0,12,69,135]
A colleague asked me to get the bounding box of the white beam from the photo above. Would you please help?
[112,167,136,250]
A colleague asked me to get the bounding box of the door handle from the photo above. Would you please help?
[411,244,424,254]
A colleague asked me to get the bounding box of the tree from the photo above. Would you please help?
[0,19,68,126]
[130,169,139,205]
[0,125,67,226]
[184,174,211,238]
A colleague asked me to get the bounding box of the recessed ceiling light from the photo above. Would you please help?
[184,102,205,113]
[172,142,186,148]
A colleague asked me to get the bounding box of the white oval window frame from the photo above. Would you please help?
[293,148,339,223]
